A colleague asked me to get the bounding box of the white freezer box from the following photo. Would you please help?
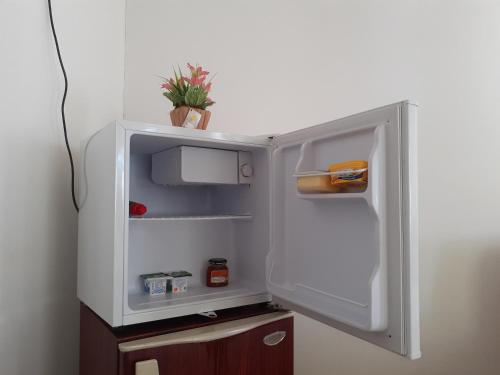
[77,101,420,359]
[152,146,253,185]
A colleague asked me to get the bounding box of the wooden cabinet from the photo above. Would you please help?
[80,303,293,375]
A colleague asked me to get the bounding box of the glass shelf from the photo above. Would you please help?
[129,214,252,221]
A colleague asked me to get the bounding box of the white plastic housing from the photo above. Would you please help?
[152,146,239,185]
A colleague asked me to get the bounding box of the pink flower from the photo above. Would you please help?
[186,63,209,84]
[197,75,207,85]
[202,82,212,92]
[198,67,209,76]
[187,63,208,75]
[184,74,207,87]
[161,78,177,90]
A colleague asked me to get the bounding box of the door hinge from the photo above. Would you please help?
[198,311,218,319]
[267,302,285,311]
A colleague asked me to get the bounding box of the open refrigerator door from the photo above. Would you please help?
[266,101,420,358]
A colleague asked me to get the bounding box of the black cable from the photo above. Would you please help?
[47,0,79,212]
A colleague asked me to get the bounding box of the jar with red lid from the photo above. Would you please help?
[206,258,229,287]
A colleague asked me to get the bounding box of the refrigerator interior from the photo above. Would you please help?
[124,133,271,315]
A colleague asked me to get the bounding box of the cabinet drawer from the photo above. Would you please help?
[118,312,293,375]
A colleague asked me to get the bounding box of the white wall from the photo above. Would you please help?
[124,1,500,374]
[0,0,125,374]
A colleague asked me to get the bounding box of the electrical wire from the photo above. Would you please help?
[47,0,79,212]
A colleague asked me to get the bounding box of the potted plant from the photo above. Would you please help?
[161,63,215,130]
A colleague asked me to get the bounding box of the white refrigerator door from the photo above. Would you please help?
[267,101,420,358]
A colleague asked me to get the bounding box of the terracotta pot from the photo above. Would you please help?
[170,106,211,130]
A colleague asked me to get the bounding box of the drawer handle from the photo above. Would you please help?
[263,331,286,346]
[135,359,159,375]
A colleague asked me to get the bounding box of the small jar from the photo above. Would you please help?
[206,258,229,287]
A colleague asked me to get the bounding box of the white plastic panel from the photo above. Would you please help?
[267,101,419,358]
[77,122,126,327]
[269,124,387,331]
[152,146,239,185]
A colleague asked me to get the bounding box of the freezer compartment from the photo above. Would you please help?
[152,146,250,185]
[129,153,253,218]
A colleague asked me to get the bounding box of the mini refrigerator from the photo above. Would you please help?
[77,100,420,359]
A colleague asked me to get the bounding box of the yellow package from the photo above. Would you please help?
[328,160,368,192]
[297,174,341,194]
